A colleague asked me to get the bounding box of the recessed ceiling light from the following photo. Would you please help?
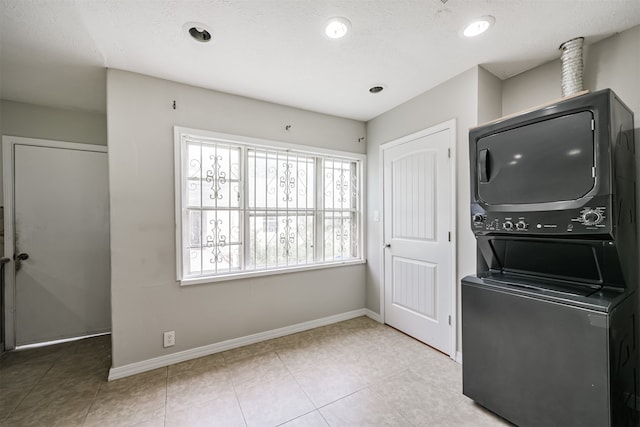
[324,17,351,39]
[189,27,211,42]
[462,15,495,38]
[184,22,212,43]
[369,85,385,94]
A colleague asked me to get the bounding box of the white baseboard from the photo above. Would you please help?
[364,309,382,323]
[108,308,368,381]
[455,351,462,364]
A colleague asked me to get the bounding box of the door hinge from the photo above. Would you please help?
[448,315,452,325]
[447,148,451,158]
[591,119,595,131]
[448,231,451,241]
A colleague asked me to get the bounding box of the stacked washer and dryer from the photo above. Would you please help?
[462,89,639,426]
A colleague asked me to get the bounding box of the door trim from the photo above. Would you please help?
[1,136,107,350]
[378,119,457,359]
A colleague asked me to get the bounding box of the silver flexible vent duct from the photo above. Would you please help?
[559,37,585,97]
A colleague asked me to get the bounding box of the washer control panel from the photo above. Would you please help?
[471,206,609,235]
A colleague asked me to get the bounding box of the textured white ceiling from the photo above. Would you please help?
[1,0,639,121]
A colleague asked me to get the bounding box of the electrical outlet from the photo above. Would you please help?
[163,331,175,348]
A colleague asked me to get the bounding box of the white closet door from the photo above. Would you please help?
[14,143,110,345]
[383,127,453,354]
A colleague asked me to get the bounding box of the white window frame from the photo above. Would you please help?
[174,127,366,285]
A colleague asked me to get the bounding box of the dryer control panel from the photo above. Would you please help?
[471,206,610,236]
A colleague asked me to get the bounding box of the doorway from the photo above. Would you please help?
[381,120,456,356]
[2,136,110,349]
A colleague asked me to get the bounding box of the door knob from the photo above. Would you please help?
[384,244,391,248]
[15,253,29,261]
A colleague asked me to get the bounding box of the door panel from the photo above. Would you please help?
[384,127,452,354]
[392,257,437,320]
[14,144,110,345]
[392,150,436,241]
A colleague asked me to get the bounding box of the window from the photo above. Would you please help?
[175,128,364,283]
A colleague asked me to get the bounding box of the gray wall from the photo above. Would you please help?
[365,66,502,354]
[583,25,640,117]
[0,100,107,201]
[0,100,107,146]
[503,25,640,117]
[107,69,367,367]
[477,67,503,126]
[502,59,562,116]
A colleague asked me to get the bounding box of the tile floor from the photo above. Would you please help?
[0,316,510,426]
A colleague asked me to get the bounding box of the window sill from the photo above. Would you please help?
[179,259,367,286]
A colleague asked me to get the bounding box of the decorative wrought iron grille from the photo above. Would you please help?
[247,149,316,268]
[323,158,359,261]
[178,132,363,280]
[184,140,242,276]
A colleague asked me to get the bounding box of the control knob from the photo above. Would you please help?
[516,221,528,231]
[502,221,514,231]
[582,210,603,226]
[472,213,485,223]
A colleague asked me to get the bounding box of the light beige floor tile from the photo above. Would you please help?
[226,351,289,387]
[275,344,333,373]
[369,368,509,427]
[369,368,458,425]
[410,349,462,379]
[276,340,360,374]
[442,398,512,427]
[13,376,101,412]
[165,394,246,427]
[0,319,512,427]
[0,359,55,390]
[74,335,111,354]
[234,372,315,427]
[166,363,234,414]
[0,341,73,366]
[281,410,329,426]
[308,331,366,352]
[319,387,412,426]
[54,348,112,370]
[130,416,167,427]
[39,363,108,385]
[349,351,412,386]
[83,405,164,427]
[291,363,368,407]
[83,407,166,427]
[3,397,94,427]
[167,352,225,378]
[267,330,317,349]
[97,367,167,394]
[0,385,32,420]
[84,370,167,427]
[222,338,285,363]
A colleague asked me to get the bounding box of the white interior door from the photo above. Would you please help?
[6,139,110,346]
[383,124,454,355]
